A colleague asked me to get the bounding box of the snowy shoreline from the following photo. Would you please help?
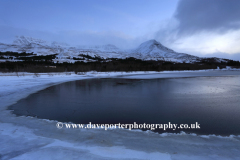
[1,70,240,160]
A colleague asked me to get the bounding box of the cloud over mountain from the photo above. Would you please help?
[174,0,240,35]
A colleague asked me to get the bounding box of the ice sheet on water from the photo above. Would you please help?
[0,71,240,160]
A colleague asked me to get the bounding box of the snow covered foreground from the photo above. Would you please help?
[0,70,240,160]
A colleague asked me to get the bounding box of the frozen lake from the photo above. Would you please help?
[1,71,240,159]
[9,76,240,136]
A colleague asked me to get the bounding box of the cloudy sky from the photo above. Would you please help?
[0,0,240,60]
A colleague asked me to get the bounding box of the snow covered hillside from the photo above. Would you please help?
[0,36,227,63]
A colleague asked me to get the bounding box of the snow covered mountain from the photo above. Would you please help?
[0,36,223,63]
[129,39,199,62]
[0,36,67,56]
[0,36,129,63]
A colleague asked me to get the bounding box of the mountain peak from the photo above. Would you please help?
[129,39,198,62]
[145,39,159,43]
[141,39,161,46]
[131,39,175,57]
[138,39,168,50]
[13,36,48,45]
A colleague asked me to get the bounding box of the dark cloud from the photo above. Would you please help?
[174,0,240,35]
